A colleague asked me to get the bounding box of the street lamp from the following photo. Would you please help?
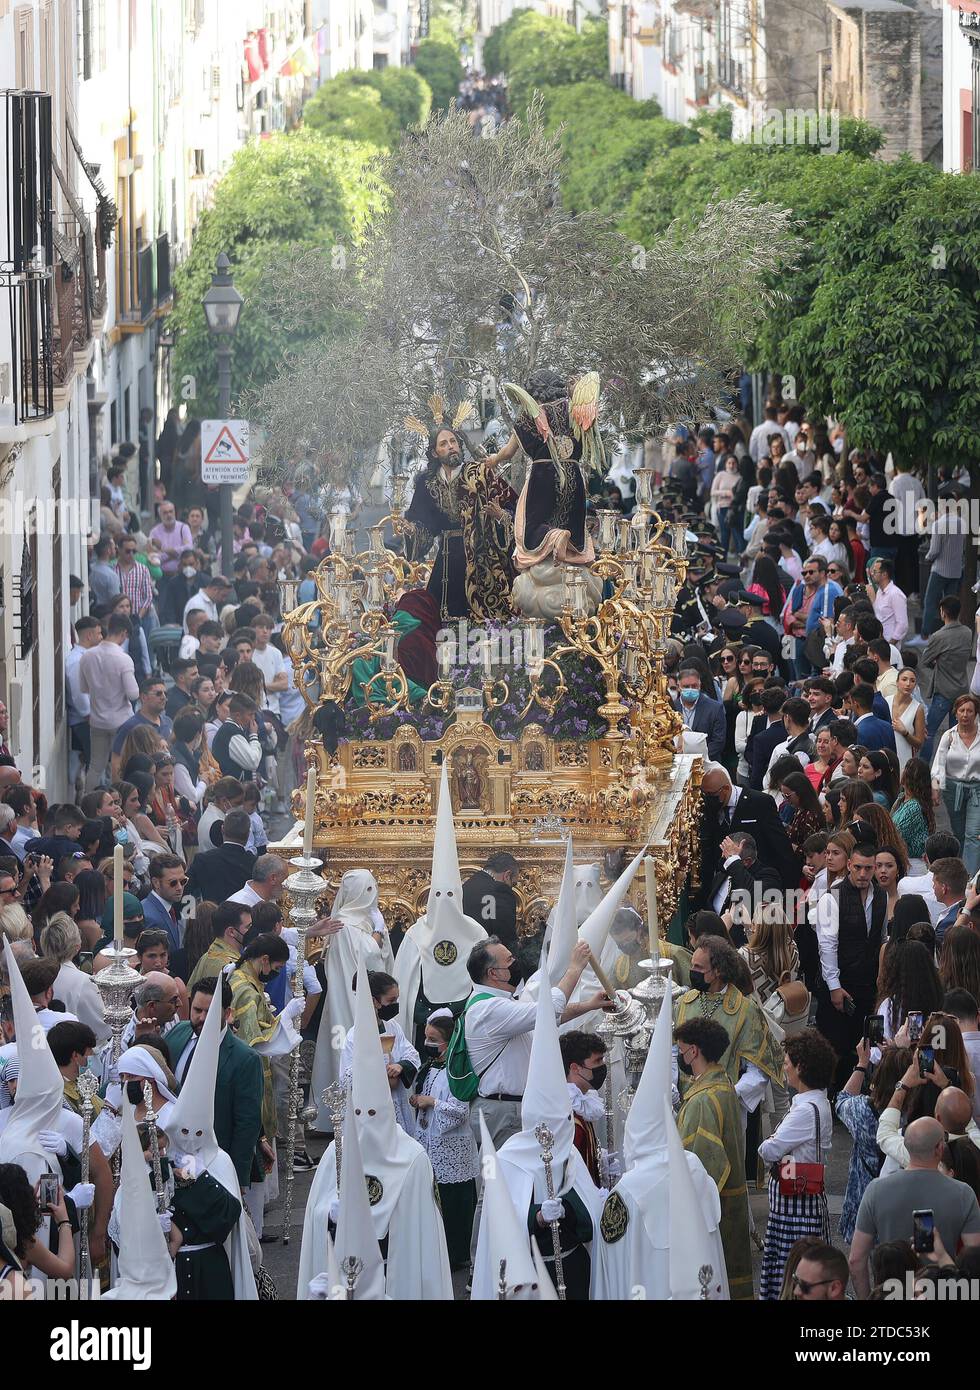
[202,252,244,578]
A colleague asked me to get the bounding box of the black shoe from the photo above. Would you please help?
[292,1149,317,1172]
[259,1232,280,1244]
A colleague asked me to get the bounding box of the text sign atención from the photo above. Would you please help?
[201,419,250,484]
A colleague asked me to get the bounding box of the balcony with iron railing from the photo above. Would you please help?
[1,90,56,437]
[117,232,173,331]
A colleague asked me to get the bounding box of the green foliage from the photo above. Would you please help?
[170,129,387,418]
[374,66,432,128]
[413,38,464,111]
[304,79,401,148]
[482,7,531,75]
[689,106,733,141]
[504,16,609,113]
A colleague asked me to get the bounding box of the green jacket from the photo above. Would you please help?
[167,1021,264,1188]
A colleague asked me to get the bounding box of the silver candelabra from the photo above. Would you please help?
[281,853,325,1245]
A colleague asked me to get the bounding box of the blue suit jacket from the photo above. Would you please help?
[853,713,897,753]
[140,891,180,955]
[678,693,726,761]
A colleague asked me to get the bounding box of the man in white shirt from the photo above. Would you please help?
[764,697,813,788]
[79,612,139,791]
[183,573,233,632]
[868,558,908,644]
[227,854,289,909]
[250,614,287,715]
[897,830,960,924]
[6,786,38,861]
[465,938,609,1147]
[66,616,103,790]
[748,404,789,463]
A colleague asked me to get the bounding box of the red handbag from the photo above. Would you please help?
[776,1102,825,1197]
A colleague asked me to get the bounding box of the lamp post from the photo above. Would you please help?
[201,252,244,578]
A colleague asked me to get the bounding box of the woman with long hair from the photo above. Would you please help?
[73,868,108,951]
[780,771,826,862]
[932,693,980,877]
[876,940,944,1041]
[940,925,980,1003]
[729,455,756,554]
[104,593,151,685]
[858,749,899,808]
[30,881,79,944]
[747,554,787,628]
[854,804,908,877]
[734,678,765,785]
[119,722,167,776]
[205,690,232,748]
[836,1043,912,1243]
[804,727,838,797]
[825,831,855,887]
[904,1013,975,1124]
[839,778,874,829]
[838,745,869,781]
[181,900,218,980]
[716,644,744,703]
[827,519,852,577]
[891,757,935,874]
[874,847,903,929]
[124,771,170,850]
[887,667,926,771]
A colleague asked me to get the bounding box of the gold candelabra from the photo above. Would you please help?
[277,466,689,756]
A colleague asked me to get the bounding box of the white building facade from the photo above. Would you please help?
[943,0,980,170]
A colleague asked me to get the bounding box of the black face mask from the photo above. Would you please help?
[690,969,710,993]
[126,1080,145,1106]
[587,1064,608,1091]
[378,1002,399,1021]
[423,1041,442,1055]
[507,961,524,987]
[258,969,278,985]
[677,1052,693,1076]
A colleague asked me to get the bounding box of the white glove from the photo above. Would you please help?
[601,1149,623,1180]
[540,1198,565,1223]
[328,1199,340,1224]
[104,1083,123,1111]
[281,997,305,1024]
[170,1151,196,1177]
[308,1272,332,1300]
[39,1129,68,1157]
[158,1212,172,1234]
[65,1182,95,1210]
[107,1062,120,1085]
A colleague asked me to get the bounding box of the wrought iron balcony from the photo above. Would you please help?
[1,91,55,431]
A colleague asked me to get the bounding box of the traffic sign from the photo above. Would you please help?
[201,419,251,484]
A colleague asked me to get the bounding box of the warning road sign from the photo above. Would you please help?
[201,419,251,484]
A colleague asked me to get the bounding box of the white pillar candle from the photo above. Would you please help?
[303,765,317,859]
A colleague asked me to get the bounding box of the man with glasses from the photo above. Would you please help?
[142,853,190,959]
[784,556,842,678]
[791,1243,848,1300]
[109,676,174,778]
[116,537,156,631]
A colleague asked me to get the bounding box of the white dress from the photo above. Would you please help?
[886,694,924,771]
[413,1063,478,1184]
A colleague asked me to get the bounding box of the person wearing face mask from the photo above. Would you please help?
[186,902,252,991]
[408,1008,479,1269]
[674,665,726,761]
[340,971,421,1137]
[674,1017,753,1299]
[227,934,304,1182]
[674,936,783,1131]
[560,1030,608,1186]
[609,904,691,991]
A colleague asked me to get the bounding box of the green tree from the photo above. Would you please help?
[483,7,530,75]
[505,16,609,113]
[375,66,432,128]
[171,129,388,418]
[414,38,464,111]
[304,79,401,147]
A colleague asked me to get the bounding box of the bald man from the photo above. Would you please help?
[694,761,798,907]
[98,970,182,1085]
[850,1113,980,1296]
[0,766,22,789]
[877,1060,980,1170]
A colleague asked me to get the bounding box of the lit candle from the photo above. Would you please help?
[645,855,659,958]
[303,765,317,859]
[113,843,124,949]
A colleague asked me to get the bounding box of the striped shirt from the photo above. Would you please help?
[924,512,967,580]
[117,559,155,614]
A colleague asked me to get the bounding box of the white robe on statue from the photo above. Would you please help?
[311,869,393,1131]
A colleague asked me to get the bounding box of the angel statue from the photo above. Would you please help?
[490,370,605,620]
[402,398,516,622]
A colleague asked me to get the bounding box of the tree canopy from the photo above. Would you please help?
[413,38,464,111]
[170,129,387,419]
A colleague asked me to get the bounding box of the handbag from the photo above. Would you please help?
[777,1101,825,1197]
[762,970,811,1039]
